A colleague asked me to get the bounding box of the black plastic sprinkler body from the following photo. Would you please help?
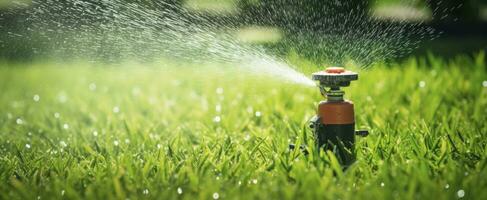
[310,67,368,166]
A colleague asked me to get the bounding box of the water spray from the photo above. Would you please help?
[309,67,368,166]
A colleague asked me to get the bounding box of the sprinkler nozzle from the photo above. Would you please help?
[312,67,358,89]
[312,67,358,101]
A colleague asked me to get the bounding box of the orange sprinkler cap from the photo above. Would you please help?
[325,67,345,74]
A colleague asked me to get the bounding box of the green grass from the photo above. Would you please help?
[0,53,486,200]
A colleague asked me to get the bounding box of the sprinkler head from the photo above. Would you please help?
[312,67,358,89]
[312,67,358,101]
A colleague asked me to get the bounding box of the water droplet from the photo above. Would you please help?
[157,144,162,149]
[54,112,60,118]
[252,179,258,184]
[171,80,181,86]
[418,81,426,88]
[58,93,68,103]
[238,181,242,185]
[177,187,183,194]
[213,116,221,123]
[132,87,141,96]
[244,134,251,141]
[255,111,262,117]
[216,87,224,95]
[93,131,98,137]
[125,139,130,144]
[89,83,97,91]
[445,184,449,189]
[457,189,465,198]
[212,192,219,199]
[380,182,385,187]
[246,106,253,113]
[33,94,40,102]
[113,106,120,113]
[63,123,69,130]
[60,141,67,147]
[483,80,487,87]
[16,118,24,125]
[61,190,65,196]
[114,140,119,146]
[143,189,149,195]
[25,144,31,149]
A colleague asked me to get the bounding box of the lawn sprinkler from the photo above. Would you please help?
[309,67,368,166]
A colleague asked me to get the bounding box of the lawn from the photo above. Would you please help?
[0,53,486,199]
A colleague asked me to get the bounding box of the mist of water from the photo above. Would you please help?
[2,0,452,86]
[19,0,316,86]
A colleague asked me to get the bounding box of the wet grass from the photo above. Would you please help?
[0,53,486,199]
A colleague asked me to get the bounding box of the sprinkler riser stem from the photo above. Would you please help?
[311,99,356,166]
[326,92,344,102]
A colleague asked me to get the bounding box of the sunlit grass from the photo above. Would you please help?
[0,53,486,199]
[0,0,32,8]
[370,0,431,22]
[372,5,432,22]
[184,0,238,14]
[236,26,283,44]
